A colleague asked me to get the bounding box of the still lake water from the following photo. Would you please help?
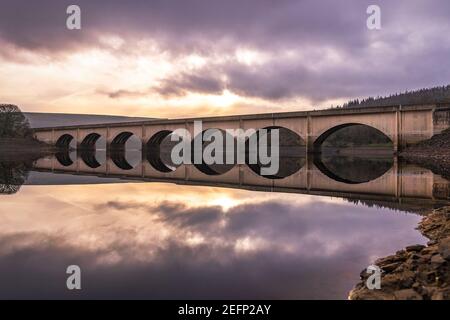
[1,152,445,299]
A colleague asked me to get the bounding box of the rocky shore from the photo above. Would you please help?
[348,127,450,300]
[349,207,450,300]
[400,128,450,179]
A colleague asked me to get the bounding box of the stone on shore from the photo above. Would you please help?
[393,289,423,300]
[438,237,450,261]
[349,209,450,300]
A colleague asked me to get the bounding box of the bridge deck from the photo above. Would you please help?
[33,104,439,131]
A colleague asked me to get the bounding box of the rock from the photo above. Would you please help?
[431,290,445,300]
[393,289,423,300]
[422,286,438,298]
[412,282,421,290]
[359,269,367,279]
[395,265,404,273]
[418,271,437,284]
[405,257,419,270]
[400,276,415,289]
[418,254,432,263]
[410,253,420,260]
[431,254,446,265]
[375,254,404,266]
[348,289,394,300]
[382,273,403,287]
[381,262,401,273]
[349,211,450,300]
[422,246,437,255]
[405,244,425,252]
[438,237,450,260]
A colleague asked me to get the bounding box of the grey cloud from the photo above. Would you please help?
[103,89,146,99]
[96,200,224,227]
[0,0,370,52]
[0,232,359,299]
[2,0,450,104]
[101,72,226,99]
[94,198,423,251]
[94,200,145,211]
[152,33,450,103]
[4,0,448,55]
[154,201,224,227]
[155,73,226,97]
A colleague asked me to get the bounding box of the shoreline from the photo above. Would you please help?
[399,128,450,179]
[349,208,450,300]
[350,129,450,300]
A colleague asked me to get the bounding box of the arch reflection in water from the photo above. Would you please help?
[110,151,133,170]
[146,130,180,173]
[79,134,106,169]
[80,150,102,168]
[55,150,76,167]
[191,129,235,176]
[31,152,450,205]
[246,126,306,179]
[110,132,141,170]
[313,155,394,184]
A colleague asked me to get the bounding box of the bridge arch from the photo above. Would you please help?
[55,134,75,149]
[191,129,235,176]
[245,126,306,179]
[312,123,393,153]
[146,130,179,173]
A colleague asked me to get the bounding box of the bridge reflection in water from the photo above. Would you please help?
[30,150,450,207]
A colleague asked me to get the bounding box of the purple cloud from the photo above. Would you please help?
[1,0,450,104]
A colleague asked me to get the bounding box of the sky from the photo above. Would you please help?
[0,0,450,118]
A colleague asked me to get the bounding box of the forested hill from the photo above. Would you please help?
[340,85,450,108]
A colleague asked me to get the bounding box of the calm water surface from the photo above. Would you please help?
[0,154,440,299]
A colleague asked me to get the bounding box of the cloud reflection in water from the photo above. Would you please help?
[0,183,425,299]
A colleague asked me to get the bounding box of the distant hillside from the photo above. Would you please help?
[340,85,450,108]
[25,112,156,128]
